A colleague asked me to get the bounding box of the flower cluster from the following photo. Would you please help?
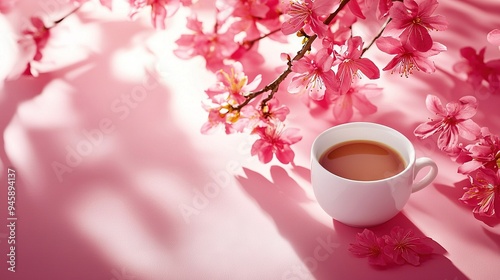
[414,29,500,222]
[349,227,434,266]
[174,0,447,164]
[415,94,499,220]
[8,0,449,164]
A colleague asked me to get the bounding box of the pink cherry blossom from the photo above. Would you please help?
[347,0,366,20]
[335,36,380,95]
[259,98,290,122]
[453,47,500,94]
[19,17,51,77]
[281,0,335,38]
[382,226,434,266]
[129,0,181,29]
[376,36,446,77]
[225,0,283,42]
[487,29,500,50]
[250,121,302,164]
[458,129,500,175]
[385,0,448,52]
[201,63,262,134]
[288,48,338,100]
[414,95,481,155]
[460,168,499,218]
[376,0,393,19]
[206,62,262,101]
[175,15,239,72]
[349,229,391,266]
[329,78,380,123]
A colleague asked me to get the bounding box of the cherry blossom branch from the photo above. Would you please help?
[52,5,80,26]
[361,18,392,57]
[233,0,352,112]
[243,28,282,49]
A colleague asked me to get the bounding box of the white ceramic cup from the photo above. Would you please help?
[311,122,438,227]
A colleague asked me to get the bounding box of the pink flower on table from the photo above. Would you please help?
[329,78,381,123]
[335,36,380,95]
[175,15,239,72]
[488,29,500,51]
[288,48,338,100]
[376,36,446,77]
[414,95,481,155]
[250,121,302,164]
[382,226,434,266]
[453,47,500,94]
[129,0,181,29]
[280,0,335,38]
[458,129,500,175]
[19,17,51,77]
[349,229,391,266]
[385,0,448,52]
[460,168,499,218]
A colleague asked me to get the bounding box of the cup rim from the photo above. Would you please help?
[311,122,415,183]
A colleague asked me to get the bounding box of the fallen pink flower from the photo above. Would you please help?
[460,168,499,218]
[349,228,391,266]
[382,226,434,266]
[414,95,481,155]
[458,129,500,175]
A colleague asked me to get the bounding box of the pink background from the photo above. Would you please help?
[1,0,500,279]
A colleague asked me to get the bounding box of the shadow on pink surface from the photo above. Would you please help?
[236,166,469,280]
[435,180,500,228]
[0,18,210,280]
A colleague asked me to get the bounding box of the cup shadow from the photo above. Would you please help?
[434,180,500,227]
[236,166,469,280]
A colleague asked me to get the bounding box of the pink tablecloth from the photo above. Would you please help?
[1,1,499,279]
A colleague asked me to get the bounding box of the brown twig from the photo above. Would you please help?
[233,0,352,111]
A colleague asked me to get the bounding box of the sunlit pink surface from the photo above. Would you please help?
[1,1,500,280]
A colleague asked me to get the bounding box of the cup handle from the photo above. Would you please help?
[411,157,438,193]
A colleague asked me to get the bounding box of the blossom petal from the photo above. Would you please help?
[276,145,295,164]
[425,94,446,116]
[414,120,442,139]
[251,139,273,163]
[352,92,377,115]
[356,58,381,79]
[456,119,481,140]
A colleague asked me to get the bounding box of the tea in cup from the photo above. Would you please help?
[311,122,438,227]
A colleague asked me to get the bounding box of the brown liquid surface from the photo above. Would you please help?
[319,140,406,181]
